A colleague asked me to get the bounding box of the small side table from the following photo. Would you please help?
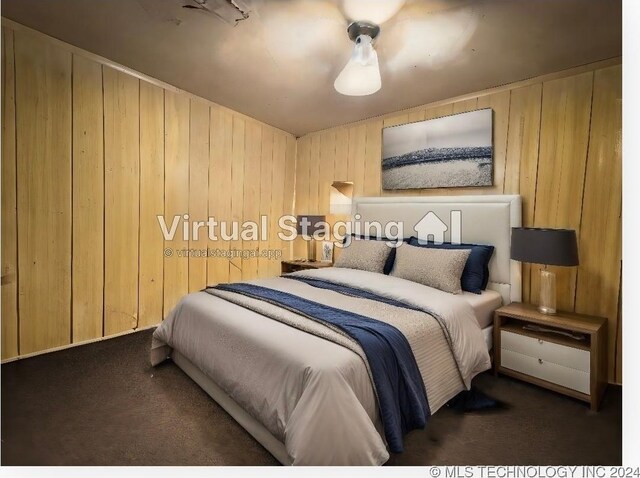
[494,302,607,411]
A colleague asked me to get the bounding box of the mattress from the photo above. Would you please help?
[461,289,503,328]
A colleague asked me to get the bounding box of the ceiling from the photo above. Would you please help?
[2,0,621,136]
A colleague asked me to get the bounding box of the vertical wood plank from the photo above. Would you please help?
[504,84,542,302]
[268,131,287,275]
[334,128,349,182]
[15,31,72,354]
[408,108,426,122]
[283,134,297,261]
[504,84,543,214]
[318,130,336,256]
[241,122,262,280]
[308,133,321,214]
[188,99,210,291]
[383,114,409,127]
[293,135,310,258]
[332,127,351,247]
[477,90,511,194]
[424,103,454,120]
[350,124,367,198]
[163,90,189,313]
[615,285,622,384]
[72,55,104,342]
[531,72,593,312]
[258,127,274,277]
[295,135,310,215]
[346,126,356,184]
[364,120,382,196]
[208,106,233,285]
[138,81,165,327]
[103,66,139,335]
[319,130,336,216]
[1,27,18,359]
[452,97,478,114]
[574,65,622,380]
[229,116,245,281]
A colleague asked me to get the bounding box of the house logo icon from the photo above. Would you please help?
[413,210,462,245]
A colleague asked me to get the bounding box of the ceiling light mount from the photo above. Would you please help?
[347,21,380,42]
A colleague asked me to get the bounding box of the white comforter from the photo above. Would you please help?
[151,268,490,465]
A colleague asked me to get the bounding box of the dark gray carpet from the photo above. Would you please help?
[1,329,621,465]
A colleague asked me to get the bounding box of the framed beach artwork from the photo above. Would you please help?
[382,108,493,190]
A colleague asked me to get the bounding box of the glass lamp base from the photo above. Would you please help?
[307,239,317,262]
[538,268,557,315]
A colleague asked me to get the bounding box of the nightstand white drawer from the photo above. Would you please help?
[500,330,590,373]
[500,349,590,394]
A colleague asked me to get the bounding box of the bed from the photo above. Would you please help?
[150,195,522,465]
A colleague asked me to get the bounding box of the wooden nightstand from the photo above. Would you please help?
[281,260,332,274]
[494,302,607,411]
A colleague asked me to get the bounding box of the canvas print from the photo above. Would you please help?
[382,108,493,190]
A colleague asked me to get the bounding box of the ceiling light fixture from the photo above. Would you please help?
[334,21,382,96]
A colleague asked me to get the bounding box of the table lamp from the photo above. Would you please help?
[296,215,326,262]
[511,227,579,315]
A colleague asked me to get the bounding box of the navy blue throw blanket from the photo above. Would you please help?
[212,282,430,453]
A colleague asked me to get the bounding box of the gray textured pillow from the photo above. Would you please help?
[390,244,471,294]
[334,239,393,274]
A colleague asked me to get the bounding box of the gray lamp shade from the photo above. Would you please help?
[296,215,327,237]
[511,227,579,266]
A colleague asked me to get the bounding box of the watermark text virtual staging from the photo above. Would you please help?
[157,211,464,247]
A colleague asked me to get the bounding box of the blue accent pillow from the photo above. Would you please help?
[343,234,400,275]
[407,237,494,294]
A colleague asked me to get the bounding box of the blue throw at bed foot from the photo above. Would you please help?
[446,386,505,412]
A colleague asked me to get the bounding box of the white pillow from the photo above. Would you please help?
[334,239,393,274]
[390,244,470,294]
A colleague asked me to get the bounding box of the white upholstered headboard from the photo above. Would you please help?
[351,195,522,305]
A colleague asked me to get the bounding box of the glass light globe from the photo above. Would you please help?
[334,35,382,96]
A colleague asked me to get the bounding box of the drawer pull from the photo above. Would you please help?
[538,358,543,364]
[538,339,543,345]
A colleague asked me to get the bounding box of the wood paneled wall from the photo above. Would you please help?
[295,61,622,383]
[1,25,296,360]
[0,20,622,384]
